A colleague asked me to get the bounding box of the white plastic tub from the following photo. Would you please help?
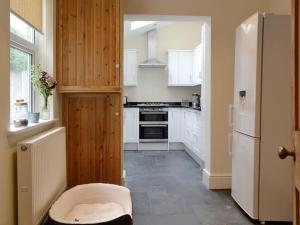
[45,183,132,225]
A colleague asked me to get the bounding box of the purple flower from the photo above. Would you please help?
[45,75,57,89]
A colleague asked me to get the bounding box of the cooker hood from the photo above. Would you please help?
[139,29,166,68]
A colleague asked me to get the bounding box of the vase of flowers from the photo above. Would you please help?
[31,64,57,120]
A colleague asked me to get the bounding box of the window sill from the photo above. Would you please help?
[8,119,58,136]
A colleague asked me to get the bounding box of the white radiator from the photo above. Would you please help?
[17,127,67,225]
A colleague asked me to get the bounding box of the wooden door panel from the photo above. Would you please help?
[64,94,121,187]
[57,0,121,92]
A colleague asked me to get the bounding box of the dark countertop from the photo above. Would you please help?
[123,102,201,111]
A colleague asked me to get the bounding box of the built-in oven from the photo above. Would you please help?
[139,123,168,143]
[139,109,168,122]
[139,107,168,143]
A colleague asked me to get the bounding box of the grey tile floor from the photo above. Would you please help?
[124,150,291,225]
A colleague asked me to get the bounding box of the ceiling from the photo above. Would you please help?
[124,21,173,40]
[124,15,210,40]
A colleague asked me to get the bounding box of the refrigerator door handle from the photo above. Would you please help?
[228,133,233,156]
[228,104,234,127]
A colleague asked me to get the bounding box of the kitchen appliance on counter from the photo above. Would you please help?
[230,13,292,222]
[139,107,168,143]
[192,93,200,108]
[181,99,190,108]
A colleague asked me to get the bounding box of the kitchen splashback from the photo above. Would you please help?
[124,69,201,102]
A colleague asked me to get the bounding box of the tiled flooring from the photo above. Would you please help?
[124,150,291,225]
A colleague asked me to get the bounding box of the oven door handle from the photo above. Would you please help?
[140,124,168,127]
[140,112,168,115]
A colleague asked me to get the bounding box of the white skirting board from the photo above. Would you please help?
[138,142,169,151]
[124,143,139,151]
[202,169,232,190]
[184,145,204,168]
[124,142,185,151]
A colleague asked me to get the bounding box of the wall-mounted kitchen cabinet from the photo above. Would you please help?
[124,49,138,86]
[168,46,203,86]
[124,108,139,143]
[57,0,121,92]
[192,44,203,85]
[168,50,193,86]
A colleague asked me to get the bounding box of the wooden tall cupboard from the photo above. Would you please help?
[57,0,122,92]
[63,94,121,187]
[57,0,123,187]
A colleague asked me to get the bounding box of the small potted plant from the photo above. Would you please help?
[31,64,57,120]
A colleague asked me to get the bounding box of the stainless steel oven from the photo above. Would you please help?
[139,123,168,143]
[139,107,168,143]
[139,109,168,122]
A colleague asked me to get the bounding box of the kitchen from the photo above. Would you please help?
[122,12,294,224]
[123,16,209,167]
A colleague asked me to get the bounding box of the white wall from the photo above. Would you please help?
[0,1,14,224]
[0,1,58,224]
[124,22,202,102]
[124,0,270,189]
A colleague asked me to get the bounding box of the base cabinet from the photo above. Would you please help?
[124,108,139,143]
[169,108,183,142]
[63,94,122,187]
[169,108,203,158]
[123,108,203,161]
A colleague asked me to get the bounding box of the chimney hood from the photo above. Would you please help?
[139,29,166,68]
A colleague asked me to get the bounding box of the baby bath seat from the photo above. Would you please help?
[45,183,132,225]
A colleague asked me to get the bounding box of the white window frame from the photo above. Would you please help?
[10,21,38,119]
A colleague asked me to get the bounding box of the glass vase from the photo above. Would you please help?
[41,96,50,120]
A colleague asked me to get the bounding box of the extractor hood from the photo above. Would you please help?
[139,29,166,68]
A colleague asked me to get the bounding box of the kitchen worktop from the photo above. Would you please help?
[123,102,201,111]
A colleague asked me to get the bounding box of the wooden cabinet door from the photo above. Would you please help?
[57,0,121,92]
[63,94,121,187]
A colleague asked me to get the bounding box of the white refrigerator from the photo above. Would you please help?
[230,13,293,222]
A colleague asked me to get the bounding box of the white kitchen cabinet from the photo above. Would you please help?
[168,51,179,85]
[168,50,193,86]
[168,48,203,86]
[124,108,139,143]
[182,109,203,156]
[192,44,203,85]
[124,49,138,86]
[168,108,183,142]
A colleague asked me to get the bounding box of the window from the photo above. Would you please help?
[10,13,36,124]
[10,13,35,43]
[131,21,156,30]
